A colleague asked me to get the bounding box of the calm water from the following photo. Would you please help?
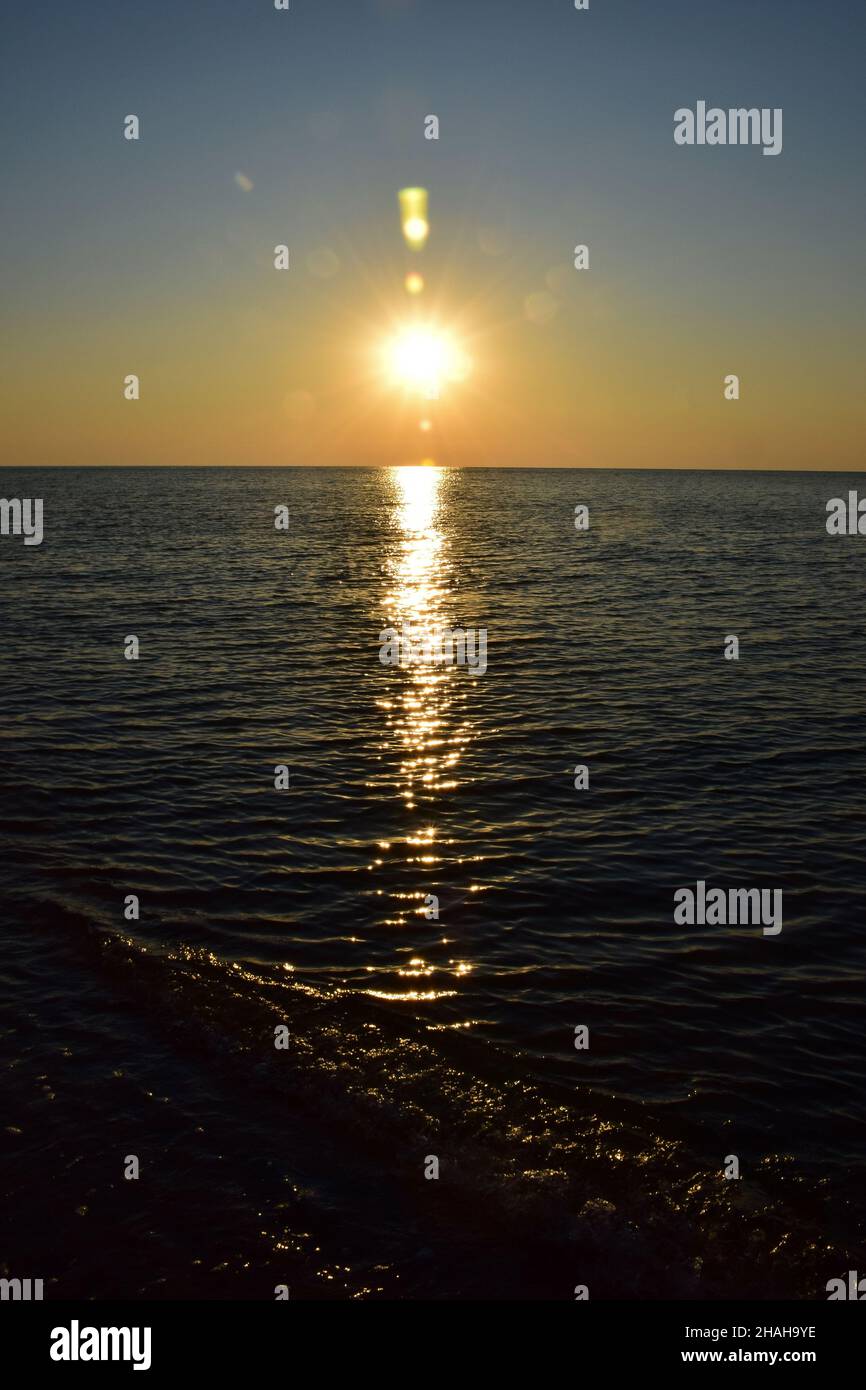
[1,465,865,1299]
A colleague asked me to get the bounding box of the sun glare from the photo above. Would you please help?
[384,326,469,396]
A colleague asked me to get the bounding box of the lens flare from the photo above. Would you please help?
[405,271,425,295]
[398,187,429,250]
[384,326,467,397]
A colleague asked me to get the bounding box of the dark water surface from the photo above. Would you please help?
[1,466,864,1299]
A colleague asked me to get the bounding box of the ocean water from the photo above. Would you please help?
[1,464,865,1300]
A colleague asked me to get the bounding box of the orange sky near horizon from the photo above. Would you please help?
[3,4,865,472]
[4,240,864,471]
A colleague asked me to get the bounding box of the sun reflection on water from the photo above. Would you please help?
[368,464,477,1001]
[380,464,468,811]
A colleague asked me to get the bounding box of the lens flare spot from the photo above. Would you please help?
[398,188,430,250]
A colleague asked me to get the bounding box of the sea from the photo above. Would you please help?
[1,465,864,1299]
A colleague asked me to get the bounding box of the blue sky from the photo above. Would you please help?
[2,0,864,467]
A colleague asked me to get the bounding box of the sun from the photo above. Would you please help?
[384,326,469,396]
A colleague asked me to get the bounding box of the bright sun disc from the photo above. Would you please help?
[385,327,468,395]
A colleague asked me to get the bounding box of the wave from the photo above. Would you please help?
[2,898,853,1300]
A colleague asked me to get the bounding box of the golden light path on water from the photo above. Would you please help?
[368,464,476,1005]
[383,464,456,808]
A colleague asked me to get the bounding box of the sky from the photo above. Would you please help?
[1,0,864,468]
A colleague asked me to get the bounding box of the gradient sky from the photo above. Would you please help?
[2,0,864,468]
